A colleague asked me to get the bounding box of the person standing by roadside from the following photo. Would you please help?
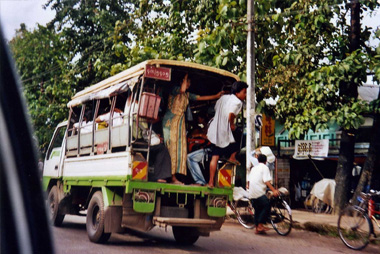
[206,81,248,188]
[247,154,280,234]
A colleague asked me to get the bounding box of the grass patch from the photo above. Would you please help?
[302,222,338,237]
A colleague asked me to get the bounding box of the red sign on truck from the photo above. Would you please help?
[145,65,171,81]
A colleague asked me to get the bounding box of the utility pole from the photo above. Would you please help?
[246,0,256,179]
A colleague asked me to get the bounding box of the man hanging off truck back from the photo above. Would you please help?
[206,81,248,188]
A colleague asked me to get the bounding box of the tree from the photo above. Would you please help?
[8,1,380,202]
[352,30,380,203]
[251,0,379,213]
[9,0,136,155]
[334,0,361,212]
[9,24,72,155]
[45,0,134,87]
[108,2,379,212]
[109,0,252,76]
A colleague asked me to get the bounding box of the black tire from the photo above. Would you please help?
[172,226,200,245]
[47,186,65,226]
[86,191,111,243]
[270,199,292,236]
[232,200,255,229]
[338,206,371,250]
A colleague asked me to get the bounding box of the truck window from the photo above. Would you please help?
[46,126,66,160]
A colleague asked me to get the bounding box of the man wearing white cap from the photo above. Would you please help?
[249,146,276,179]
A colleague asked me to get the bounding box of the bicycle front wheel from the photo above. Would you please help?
[270,199,292,236]
[338,206,371,250]
[233,200,255,229]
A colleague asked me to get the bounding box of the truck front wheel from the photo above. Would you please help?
[86,191,111,243]
[47,186,65,226]
[172,226,200,245]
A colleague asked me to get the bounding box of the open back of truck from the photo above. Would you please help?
[43,59,240,244]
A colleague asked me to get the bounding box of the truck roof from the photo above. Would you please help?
[57,121,68,128]
[68,59,239,108]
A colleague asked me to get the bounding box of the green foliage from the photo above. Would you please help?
[45,0,134,87]
[8,0,380,153]
[9,24,73,154]
[10,0,135,155]
[261,0,380,139]
[107,0,249,75]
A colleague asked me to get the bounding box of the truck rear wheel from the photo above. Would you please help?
[172,226,200,245]
[86,191,111,243]
[47,186,65,226]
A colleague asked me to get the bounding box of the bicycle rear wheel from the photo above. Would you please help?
[232,200,255,229]
[270,199,292,236]
[338,206,371,250]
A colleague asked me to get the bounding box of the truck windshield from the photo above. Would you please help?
[46,126,66,160]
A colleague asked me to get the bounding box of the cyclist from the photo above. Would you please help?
[247,154,280,234]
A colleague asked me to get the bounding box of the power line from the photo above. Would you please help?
[20,36,111,84]
[22,65,88,89]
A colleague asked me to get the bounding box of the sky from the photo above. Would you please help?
[0,0,55,40]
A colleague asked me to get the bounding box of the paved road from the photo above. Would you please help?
[52,215,380,254]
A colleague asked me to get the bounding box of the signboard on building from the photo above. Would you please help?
[294,139,329,158]
[260,114,275,146]
[145,65,171,81]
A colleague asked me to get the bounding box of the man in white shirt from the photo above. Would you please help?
[95,108,124,127]
[248,146,276,180]
[206,81,248,188]
[73,112,93,134]
[248,154,280,234]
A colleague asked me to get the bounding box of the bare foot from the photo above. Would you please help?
[172,180,184,185]
[206,183,214,189]
[227,159,241,165]
[157,179,167,183]
[228,152,237,161]
[171,175,183,185]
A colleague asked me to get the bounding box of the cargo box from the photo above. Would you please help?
[138,92,161,121]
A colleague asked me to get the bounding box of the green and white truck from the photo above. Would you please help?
[43,59,239,244]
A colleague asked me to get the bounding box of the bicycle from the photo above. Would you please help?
[337,189,380,250]
[228,187,293,236]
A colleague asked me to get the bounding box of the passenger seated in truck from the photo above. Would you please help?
[95,108,123,129]
[187,112,212,186]
[125,95,171,183]
[141,126,172,183]
[73,111,93,134]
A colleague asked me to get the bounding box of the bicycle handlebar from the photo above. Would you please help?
[360,189,380,200]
